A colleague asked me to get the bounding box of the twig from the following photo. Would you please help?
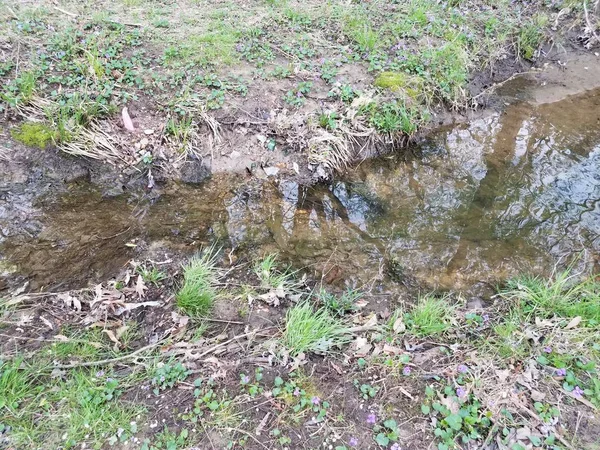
[51,340,163,369]
[583,0,600,47]
[6,5,19,20]
[53,6,78,17]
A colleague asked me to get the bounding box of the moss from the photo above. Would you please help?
[10,122,56,149]
[374,71,425,98]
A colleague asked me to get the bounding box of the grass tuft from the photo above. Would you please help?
[501,269,600,323]
[176,247,220,317]
[404,294,456,337]
[281,302,351,355]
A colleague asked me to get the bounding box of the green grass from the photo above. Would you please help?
[254,253,302,292]
[0,358,36,415]
[137,264,167,286]
[176,247,220,317]
[516,14,548,60]
[281,302,351,355]
[404,294,456,337]
[501,270,600,324]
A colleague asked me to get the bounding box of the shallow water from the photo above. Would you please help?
[1,89,599,293]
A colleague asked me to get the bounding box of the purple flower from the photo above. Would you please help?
[366,412,377,424]
[293,388,300,396]
[95,370,105,377]
[311,396,320,405]
[349,437,358,447]
[458,365,468,374]
[555,368,567,377]
[456,387,466,398]
[573,386,584,397]
[402,366,411,376]
[482,314,490,323]
[543,346,552,354]
[390,444,401,450]
[241,375,250,384]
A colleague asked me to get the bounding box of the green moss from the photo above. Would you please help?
[10,122,56,149]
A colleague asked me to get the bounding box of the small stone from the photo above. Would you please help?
[144,129,154,135]
[263,166,279,177]
[139,138,149,148]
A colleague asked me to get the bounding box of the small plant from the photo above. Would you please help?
[318,287,361,316]
[422,384,492,449]
[272,375,330,422]
[254,253,301,292]
[176,247,220,317]
[404,294,455,337]
[152,361,189,395]
[239,367,264,397]
[353,380,379,400]
[366,101,426,135]
[281,302,351,355]
[516,15,547,60]
[284,81,312,107]
[317,112,339,131]
[320,60,339,83]
[141,427,189,450]
[328,84,358,104]
[372,418,399,446]
[533,402,560,424]
[136,264,167,286]
[0,358,34,413]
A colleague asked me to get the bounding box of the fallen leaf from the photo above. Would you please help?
[292,162,300,174]
[135,275,147,298]
[122,107,135,132]
[495,369,511,383]
[530,389,546,402]
[383,344,403,355]
[392,317,406,333]
[352,336,372,357]
[565,316,582,329]
[103,329,121,348]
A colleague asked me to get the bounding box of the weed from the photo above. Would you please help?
[516,15,548,60]
[142,427,189,450]
[254,253,301,292]
[281,302,351,355]
[421,383,492,449]
[328,83,358,104]
[176,247,220,317]
[404,294,455,337]
[136,264,167,286]
[318,287,361,316]
[151,361,190,395]
[1,70,37,107]
[272,374,330,422]
[372,418,400,446]
[317,111,339,131]
[0,358,36,414]
[284,81,312,107]
[501,270,600,324]
[365,101,428,135]
[320,60,339,83]
[353,379,379,400]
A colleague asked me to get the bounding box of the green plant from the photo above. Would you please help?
[317,112,339,131]
[281,302,351,355]
[254,253,301,292]
[284,81,312,107]
[272,374,330,422]
[176,247,220,317]
[422,384,492,449]
[501,270,600,324]
[365,101,427,135]
[404,294,455,337]
[0,358,35,414]
[318,287,361,316]
[329,84,358,104]
[373,418,399,446]
[516,15,547,60]
[533,402,560,423]
[353,380,379,399]
[137,265,167,286]
[320,61,339,83]
[152,361,190,394]
[142,427,189,450]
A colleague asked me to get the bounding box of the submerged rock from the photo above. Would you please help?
[178,159,211,184]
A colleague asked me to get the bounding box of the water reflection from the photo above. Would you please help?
[2,89,599,291]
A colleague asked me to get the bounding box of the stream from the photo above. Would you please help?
[1,88,599,296]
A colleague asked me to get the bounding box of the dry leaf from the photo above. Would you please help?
[565,316,582,329]
[135,275,147,298]
[392,317,406,333]
[122,107,135,132]
[352,336,372,357]
[103,329,121,348]
[530,389,546,402]
[383,344,403,355]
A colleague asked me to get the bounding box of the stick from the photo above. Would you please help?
[53,6,78,17]
[584,0,600,47]
[51,340,162,369]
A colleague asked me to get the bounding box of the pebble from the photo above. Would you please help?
[144,129,154,135]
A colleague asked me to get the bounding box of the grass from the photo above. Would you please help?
[176,247,220,317]
[281,301,351,355]
[254,253,302,293]
[403,294,456,337]
[501,270,600,324]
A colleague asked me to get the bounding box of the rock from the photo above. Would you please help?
[179,159,211,184]
[263,166,279,177]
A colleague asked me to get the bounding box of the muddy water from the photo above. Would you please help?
[1,89,599,294]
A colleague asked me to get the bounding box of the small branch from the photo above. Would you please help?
[51,340,163,369]
[53,6,78,17]
[584,0,600,47]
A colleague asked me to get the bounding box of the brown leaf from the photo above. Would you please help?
[392,317,406,333]
[122,107,135,132]
[103,329,121,349]
[135,275,147,298]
